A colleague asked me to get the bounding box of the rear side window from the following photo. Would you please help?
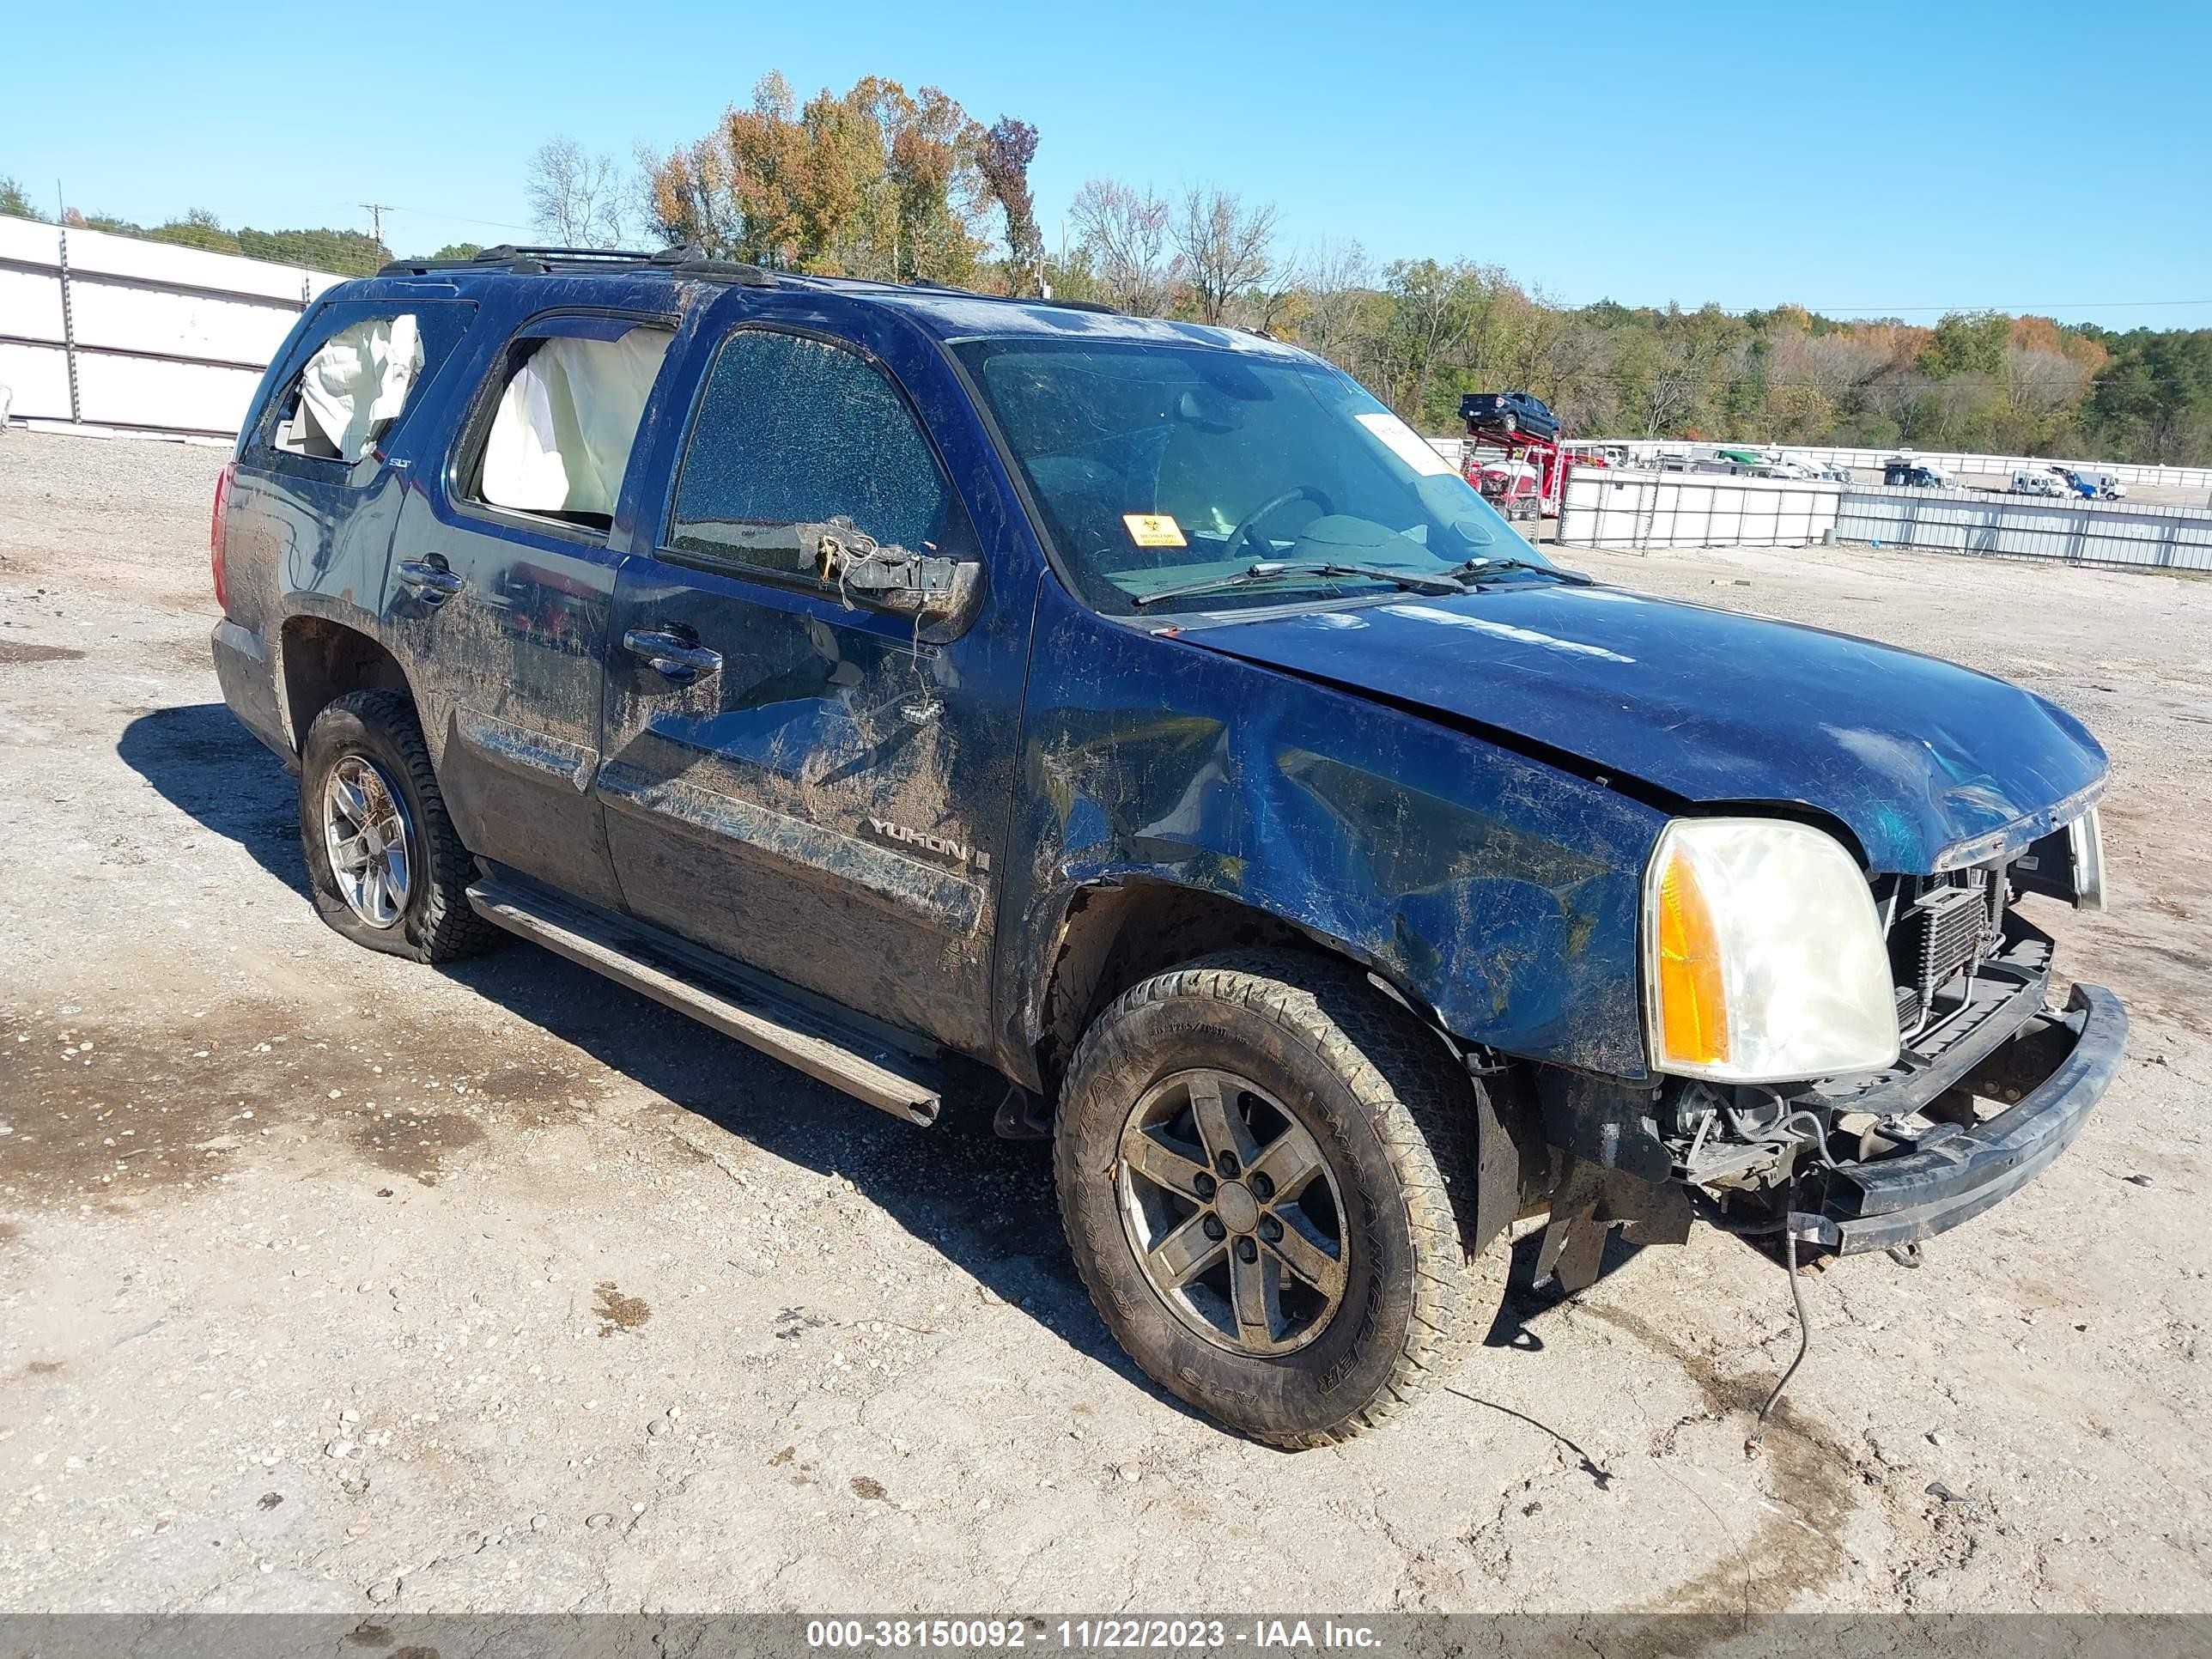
[253,304,474,465]
[463,322,672,533]
[667,328,970,579]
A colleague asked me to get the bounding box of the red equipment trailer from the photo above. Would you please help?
[1460,408,1587,520]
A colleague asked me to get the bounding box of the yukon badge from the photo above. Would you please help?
[864,817,990,872]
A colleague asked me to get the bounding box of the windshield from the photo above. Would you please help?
[951,337,1550,615]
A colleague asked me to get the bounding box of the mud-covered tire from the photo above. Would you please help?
[1054,948,1501,1447]
[298,690,498,964]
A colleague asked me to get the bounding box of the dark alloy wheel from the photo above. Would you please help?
[1115,1066,1349,1357]
[1056,949,1509,1447]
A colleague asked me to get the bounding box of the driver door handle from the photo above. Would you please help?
[623,627,722,685]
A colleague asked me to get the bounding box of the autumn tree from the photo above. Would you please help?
[976,118,1042,294]
[1919,310,2012,379]
[642,72,990,283]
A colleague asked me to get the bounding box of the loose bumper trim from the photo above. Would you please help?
[211,618,294,764]
[1801,982,2126,1255]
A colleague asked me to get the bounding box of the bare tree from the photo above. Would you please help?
[1380,258,1486,421]
[1170,186,1279,326]
[1233,258,1301,336]
[2006,345,2094,421]
[1539,319,1613,433]
[1631,338,1708,438]
[1067,179,1176,316]
[1294,239,1378,376]
[526,137,629,248]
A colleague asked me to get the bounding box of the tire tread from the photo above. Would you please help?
[1055,947,1492,1449]
[305,689,497,964]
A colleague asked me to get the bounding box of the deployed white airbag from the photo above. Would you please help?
[479,330,669,517]
[296,315,423,460]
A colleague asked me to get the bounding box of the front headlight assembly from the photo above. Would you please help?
[1643,817,1899,1084]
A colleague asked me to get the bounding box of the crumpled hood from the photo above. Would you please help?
[1186,584,2107,873]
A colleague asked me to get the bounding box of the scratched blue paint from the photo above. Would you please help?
[216,263,2112,1097]
[1182,586,2108,875]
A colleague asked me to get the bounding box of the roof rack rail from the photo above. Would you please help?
[379,244,656,276]
[655,243,777,288]
[483,244,666,262]
[377,242,780,287]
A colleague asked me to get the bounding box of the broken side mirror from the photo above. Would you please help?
[811,520,987,643]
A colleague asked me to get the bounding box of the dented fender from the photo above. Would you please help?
[995,578,1669,1085]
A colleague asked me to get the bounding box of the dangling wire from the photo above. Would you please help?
[1747,1207,1813,1455]
[817,525,942,726]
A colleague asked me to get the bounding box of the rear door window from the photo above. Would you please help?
[460,318,672,535]
[252,302,475,465]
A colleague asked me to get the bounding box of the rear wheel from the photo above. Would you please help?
[1054,949,1502,1446]
[299,690,498,963]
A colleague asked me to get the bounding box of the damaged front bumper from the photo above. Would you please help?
[1528,917,2127,1278]
[1800,981,2128,1254]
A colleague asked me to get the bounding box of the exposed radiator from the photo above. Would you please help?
[1886,866,2005,1032]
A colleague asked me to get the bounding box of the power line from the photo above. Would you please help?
[1797,300,2212,315]
[373,203,540,234]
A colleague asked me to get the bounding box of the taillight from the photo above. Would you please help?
[210,460,237,612]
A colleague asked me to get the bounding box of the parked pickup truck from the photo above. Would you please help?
[211,246,2125,1447]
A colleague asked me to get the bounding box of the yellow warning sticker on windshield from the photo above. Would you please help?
[1123,513,1188,548]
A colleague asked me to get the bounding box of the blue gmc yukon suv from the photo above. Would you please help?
[210,245,2124,1445]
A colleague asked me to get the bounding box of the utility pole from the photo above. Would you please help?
[362,203,393,249]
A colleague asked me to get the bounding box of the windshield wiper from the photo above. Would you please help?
[1454,555,1593,586]
[1131,560,1462,609]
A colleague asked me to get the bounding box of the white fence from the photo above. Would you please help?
[0,216,345,440]
[1567,437,2212,494]
[1557,470,1842,549]
[1836,485,2212,571]
[1556,465,2212,573]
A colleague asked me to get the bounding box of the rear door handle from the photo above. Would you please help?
[623,627,722,685]
[397,558,462,605]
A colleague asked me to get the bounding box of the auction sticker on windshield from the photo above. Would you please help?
[1355,410,1455,477]
[1123,514,1188,548]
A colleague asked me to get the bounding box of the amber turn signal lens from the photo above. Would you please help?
[1655,843,1730,1068]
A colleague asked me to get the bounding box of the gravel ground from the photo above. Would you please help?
[1,428,2207,1615]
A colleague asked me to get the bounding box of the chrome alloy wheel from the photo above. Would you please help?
[1115,1068,1349,1357]
[321,754,416,929]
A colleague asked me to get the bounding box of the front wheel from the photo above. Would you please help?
[1054,950,1502,1446]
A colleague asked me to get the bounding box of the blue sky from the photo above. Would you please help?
[12,0,2210,328]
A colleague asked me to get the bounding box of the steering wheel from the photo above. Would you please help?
[1222,485,1334,563]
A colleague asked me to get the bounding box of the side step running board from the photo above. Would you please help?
[465,876,942,1126]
